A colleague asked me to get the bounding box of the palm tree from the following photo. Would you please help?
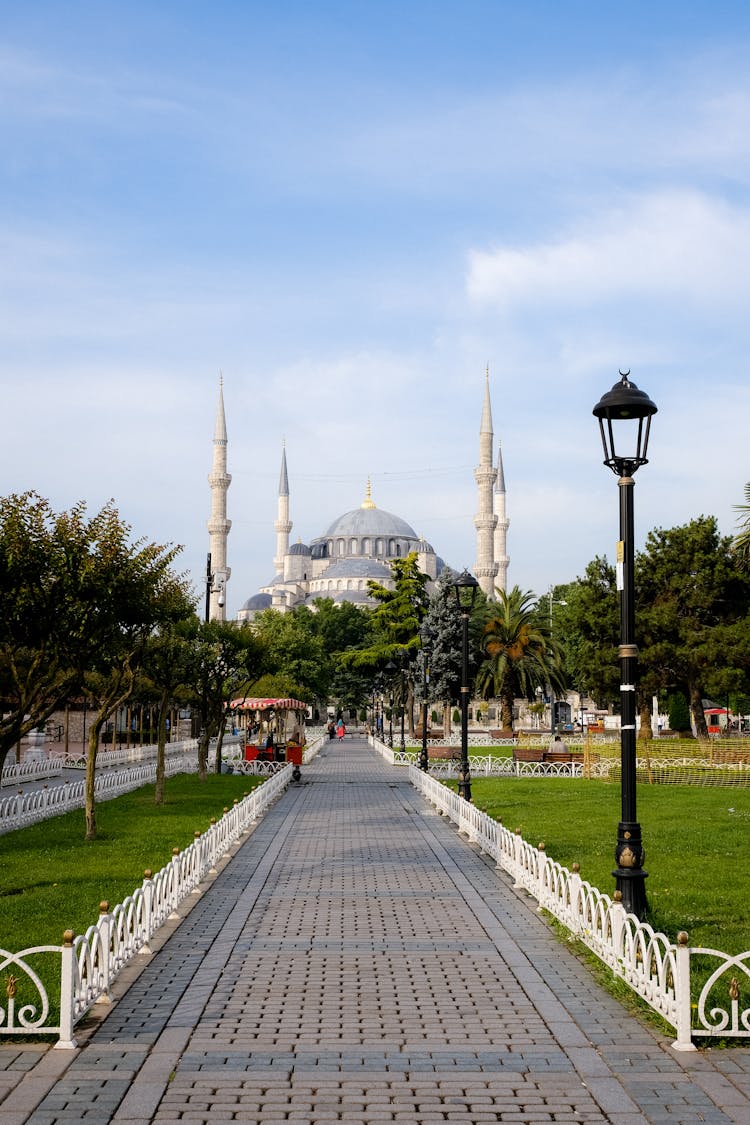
[476,586,567,731]
[733,483,750,568]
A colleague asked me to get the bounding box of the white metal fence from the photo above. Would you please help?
[0,758,64,788]
[0,764,293,1047]
[0,747,200,835]
[409,764,750,1048]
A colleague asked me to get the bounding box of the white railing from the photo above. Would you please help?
[0,764,293,1047]
[60,737,200,770]
[1,758,63,788]
[409,765,750,1048]
[0,755,199,835]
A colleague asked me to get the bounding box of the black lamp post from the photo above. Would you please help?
[593,370,657,920]
[452,569,479,801]
[419,639,430,773]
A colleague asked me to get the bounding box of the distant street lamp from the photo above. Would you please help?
[593,370,657,921]
[452,569,480,801]
[547,585,567,734]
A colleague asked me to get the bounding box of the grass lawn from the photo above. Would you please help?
[0,773,263,953]
[468,776,750,955]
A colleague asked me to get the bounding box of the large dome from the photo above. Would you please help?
[322,506,417,539]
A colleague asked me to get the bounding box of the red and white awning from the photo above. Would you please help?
[229,696,307,712]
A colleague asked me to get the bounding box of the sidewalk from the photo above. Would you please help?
[2,737,750,1124]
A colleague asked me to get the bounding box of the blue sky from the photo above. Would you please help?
[2,1,750,614]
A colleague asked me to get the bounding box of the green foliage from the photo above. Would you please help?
[0,492,189,772]
[556,559,619,707]
[733,482,750,569]
[667,692,691,732]
[476,587,567,731]
[637,517,750,738]
[191,620,267,776]
[251,608,328,701]
[355,552,430,667]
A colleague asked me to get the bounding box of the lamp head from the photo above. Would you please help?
[452,569,480,613]
[593,370,657,477]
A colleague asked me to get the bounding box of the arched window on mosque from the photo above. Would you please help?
[362,538,371,555]
[376,538,383,555]
[327,540,333,555]
[337,539,345,556]
[388,539,395,555]
[350,538,357,554]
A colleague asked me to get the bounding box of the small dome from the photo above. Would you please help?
[288,541,311,556]
[240,593,272,612]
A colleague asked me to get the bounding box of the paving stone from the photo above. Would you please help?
[4,737,750,1123]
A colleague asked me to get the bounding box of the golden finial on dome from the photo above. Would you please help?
[361,478,376,510]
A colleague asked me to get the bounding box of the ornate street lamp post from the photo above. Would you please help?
[452,569,479,801]
[593,370,657,920]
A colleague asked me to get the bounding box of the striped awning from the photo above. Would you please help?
[229,696,307,712]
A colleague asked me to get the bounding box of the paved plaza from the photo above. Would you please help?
[2,737,750,1123]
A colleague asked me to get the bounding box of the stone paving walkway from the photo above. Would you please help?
[3,738,750,1124]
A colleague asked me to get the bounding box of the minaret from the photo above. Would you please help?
[274,441,292,574]
[494,443,510,594]
[207,376,231,621]
[474,367,498,599]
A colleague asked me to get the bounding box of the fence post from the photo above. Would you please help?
[672,931,698,1052]
[54,930,78,1050]
[96,902,112,1002]
[140,872,154,954]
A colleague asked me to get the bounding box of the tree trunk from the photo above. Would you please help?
[214,713,228,774]
[501,688,515,732]
[85,714,105,840]
[198,724,209,781]
[637,696,652,742]
[689,683,709,741]
[155,688,169,805]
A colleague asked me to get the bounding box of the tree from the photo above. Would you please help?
[419,567,487,734]
[556,559,620,709]
[476,586,567,732]
[80,523,189,839]
[342,553,430,733]
[191,621,267,778]
[0,494,188,803]
[250,609,328,705]
[637,517,750,739]
[141,602,200,805]
[733,482,750,569]
[0,493,107,770]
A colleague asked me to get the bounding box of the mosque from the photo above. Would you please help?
[204,374,509,621]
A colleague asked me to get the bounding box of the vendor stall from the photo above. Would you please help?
[229,696,308,774]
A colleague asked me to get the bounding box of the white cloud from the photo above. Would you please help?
[466,191,750,311]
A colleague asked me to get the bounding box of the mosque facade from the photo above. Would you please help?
[205,372,509,621]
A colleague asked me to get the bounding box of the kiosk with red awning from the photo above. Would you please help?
[229,697,308,772]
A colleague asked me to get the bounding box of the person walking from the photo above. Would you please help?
[336,718,346,741]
